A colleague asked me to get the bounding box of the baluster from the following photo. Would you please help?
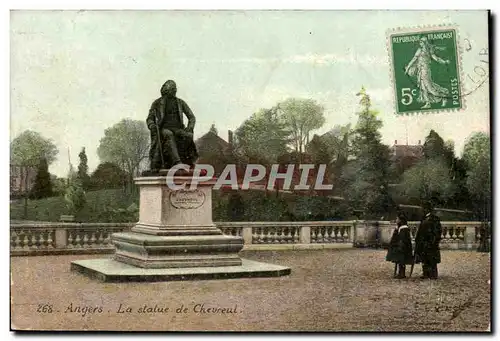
[103,231,111,246]
[295,226,300,243]
[74,232,82,248]
[269,227,277,244]
[451,226,457,240]
[21,231,28,249]
[325,226,332,243]
[274,227,281,244]
[83,232,90,248]
[458,227,464,240]
[13,231,20,249]
[316,227,322,243]
[343,226,349,241]
[441,227,447,241]
[38,231,47,249]
[259,227,266,244]
[67,231,74,248]
[30,234,38,249]
[260,227,265,243]
[252,227,259,244]
[47,230,54,248]
[287,226,293,243]
[310,227,316,243]
[280,227,287,244]
[95,230,103,246]
[90,232,97,247]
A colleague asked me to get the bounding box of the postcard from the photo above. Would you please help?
[10,10,491,332]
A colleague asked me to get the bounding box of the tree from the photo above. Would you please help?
[90,162,128,190]
[340,87,393,219]
[462,132,491,220]
[306,124,353,183]
[10,130,59,218]
[30,157,53,199]
[64,174,86,218]
[77,147,91,190]
[399,159,456,207]
[278,98,326,154]
[51,176,68,196]
[97,119,150,191]
[234,106,291,164]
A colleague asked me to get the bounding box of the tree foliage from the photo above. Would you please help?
[278,98,326,154]
[399,159,456,207]
[90,162,128,190]
[30,157,53,199]
[64,172,86,215]
[462,132,491,219]
[234,106,290,164]
[340,87,392,218]
[97,119,150,183]
[11,130,59,167]
[77,147,91,190]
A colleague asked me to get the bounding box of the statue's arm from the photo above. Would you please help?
[146,102,158,131]
[181,100,196,132]
[405,48,420,73]
[431,52,448,64]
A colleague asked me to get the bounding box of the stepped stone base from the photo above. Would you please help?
[71,258,291,282]
[112,232,244,268]
[71,175,291,281]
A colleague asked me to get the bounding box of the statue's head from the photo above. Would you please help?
[419,36,428,48]
[161,80,177,98]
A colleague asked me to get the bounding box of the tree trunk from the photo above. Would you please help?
[23,166,28,219]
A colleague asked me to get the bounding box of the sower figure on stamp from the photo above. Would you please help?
[414,201,443,279]
[386,212,413,279]
[146,80,199,173]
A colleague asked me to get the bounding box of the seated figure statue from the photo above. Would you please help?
[145,80,199,174]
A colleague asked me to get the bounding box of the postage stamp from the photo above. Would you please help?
[9,10,491,333]
[388,27,463,115]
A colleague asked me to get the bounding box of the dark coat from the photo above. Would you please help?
[146,96,198,168]
[414,214,442,264]
[386,225,413,264]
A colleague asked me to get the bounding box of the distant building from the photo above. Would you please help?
[390,140,424,160]
[10,165,37,197]
[195,130,233,158]
[390,140,424,177]
[195,130,235,175]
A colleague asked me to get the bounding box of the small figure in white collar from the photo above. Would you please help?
[386,212,413,279]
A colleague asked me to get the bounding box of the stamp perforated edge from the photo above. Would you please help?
[385,24,466,116]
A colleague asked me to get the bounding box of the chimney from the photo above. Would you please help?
[228,130,234,146]
[418,140,421,145]
[394,140,398,145]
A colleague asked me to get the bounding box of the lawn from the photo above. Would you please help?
[9,189,138,223]
[10,249,490,332]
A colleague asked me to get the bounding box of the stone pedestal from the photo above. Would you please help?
[71,175,290,282]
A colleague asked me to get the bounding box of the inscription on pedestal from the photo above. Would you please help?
[170,189,206,209]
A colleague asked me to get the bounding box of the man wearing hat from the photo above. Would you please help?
[414,200,443,279]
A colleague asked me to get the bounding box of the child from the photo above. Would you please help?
[386,213,413,279]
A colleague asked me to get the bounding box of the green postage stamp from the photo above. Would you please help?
[388,27,463,115]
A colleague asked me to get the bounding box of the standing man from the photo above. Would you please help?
[414,201,443,279]
[146,80,198,171]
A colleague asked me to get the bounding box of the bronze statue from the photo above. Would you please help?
[146,80,199,173]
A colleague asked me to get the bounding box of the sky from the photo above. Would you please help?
[10,10,490,177]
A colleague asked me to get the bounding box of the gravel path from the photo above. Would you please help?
[10,249,490,332]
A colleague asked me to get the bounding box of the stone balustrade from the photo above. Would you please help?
[10,220,488,256]
[10,223,132,256]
